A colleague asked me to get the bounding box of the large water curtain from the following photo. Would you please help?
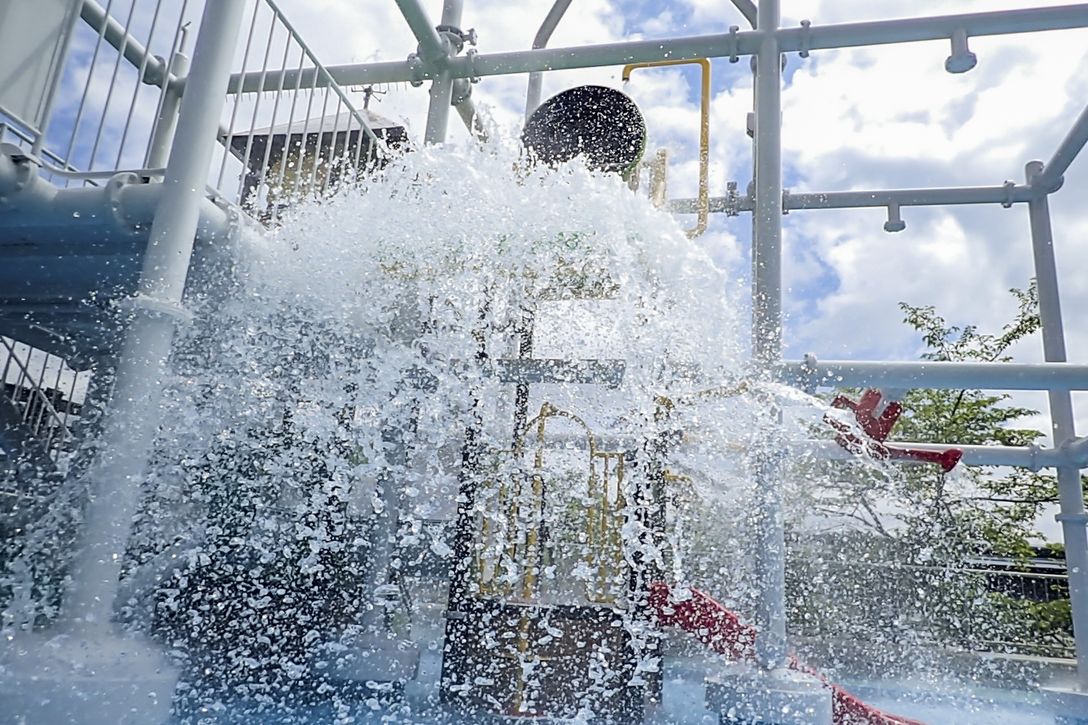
[145,144,747,710]
[1,141,804,722]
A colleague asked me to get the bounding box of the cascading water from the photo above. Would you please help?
[1,138,1037,724]
[134,141,759,721]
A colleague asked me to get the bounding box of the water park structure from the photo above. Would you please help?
[2,1,1088,723]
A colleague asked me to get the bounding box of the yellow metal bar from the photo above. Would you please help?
[602,452,626,602]
[478,480,493,594]
[586,459,600,595]
[654,380,755,417]
[597,453,613,601]
[590,452,611,603]
[504,471,523,598]
[609,453,625,592]
[519,411,551,603]
[622,58,711,239]
[485,403,635,609]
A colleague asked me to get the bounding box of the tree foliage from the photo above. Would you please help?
[788,281,1080,661]
[891,280,1055,559]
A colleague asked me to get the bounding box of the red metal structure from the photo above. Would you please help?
[827,389,963,473]
[648,583,925,725]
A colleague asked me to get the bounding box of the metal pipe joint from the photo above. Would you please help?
[945,28,977,73]
[1061,435,1088,469]
[1028,159,1067,196]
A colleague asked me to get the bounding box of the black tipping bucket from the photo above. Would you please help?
[521,85,646,176]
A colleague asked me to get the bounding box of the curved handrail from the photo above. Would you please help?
[524,0,575,121]
[622,58,711,238]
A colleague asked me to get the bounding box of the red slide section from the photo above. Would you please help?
[648,582,924,725]
[826,389,962,473]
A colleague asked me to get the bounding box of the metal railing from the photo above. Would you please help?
[0,0,386,213]
[0,0,192,187]
[212,0,387,215]
[0,337,90,470]
[787,555,1075,661]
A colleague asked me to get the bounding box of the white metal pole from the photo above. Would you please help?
[1025,160,1088,690]
[393,0,448,64]
[751,0,788,671]
[360,427,404,633]
[1033,102,1088,192]
[452,78,488,142]
[524,0,574,121]
[228,5,1088,92]
[753,22,783,364]
[776,4,1088,55]
[1067,435,1088,468]
[668,182,1035,214]
[731,0,757,28]
[793,439,1070,470]
[776,359,1088,391]
[425,74,455,145]
[29,0,83,160]
[424,0,463,145]
[80,0,174,86]
[145,52,191,170]
[55,0,248,636]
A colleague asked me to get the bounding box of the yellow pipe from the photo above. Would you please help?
[586,460,600,595]
[622,58,711,239]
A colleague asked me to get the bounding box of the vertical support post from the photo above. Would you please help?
[1026,160,1088,691]
[752,11,783,366]
[524,0,574,121]
[750,0,788,671]
[145,52,191,170]
[29,0,83,160]
[424,0,463,145]
[360,424,406,633]
[55,0,248,636]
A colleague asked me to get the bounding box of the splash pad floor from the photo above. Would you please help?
[163,596,1056,725]
[164,652,1054,724]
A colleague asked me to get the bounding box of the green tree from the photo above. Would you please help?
[890,281,1053,558]
[788,281,1080,662]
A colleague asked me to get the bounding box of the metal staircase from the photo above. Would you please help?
[0,337,86,526]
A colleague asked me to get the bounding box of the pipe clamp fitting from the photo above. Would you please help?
[1001,180,1016,208]
[106,172,142,232]
[406,53,426,87]
[465,48,481,83]
[727,26,740,63]
[798,20,812,58]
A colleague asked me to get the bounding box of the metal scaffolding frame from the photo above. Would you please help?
[10,0,1085,716]
[226,5,1088,91]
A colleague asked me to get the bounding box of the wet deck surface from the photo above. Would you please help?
[168,648,1053,724]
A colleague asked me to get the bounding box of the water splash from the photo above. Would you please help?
[1,143,1027,723]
